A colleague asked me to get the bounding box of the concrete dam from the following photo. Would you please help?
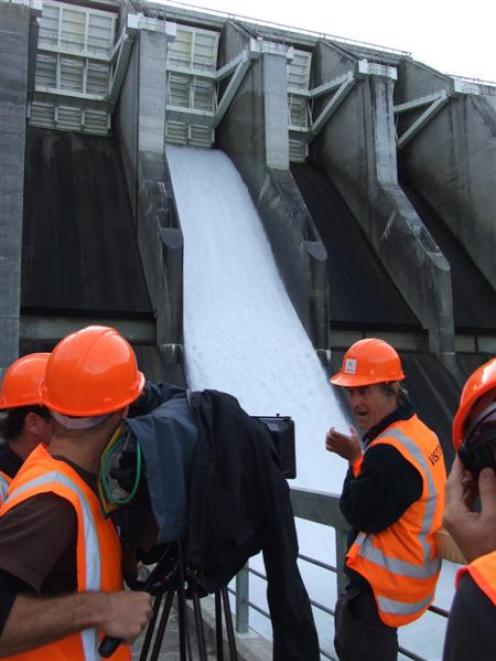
[1,0,496,656]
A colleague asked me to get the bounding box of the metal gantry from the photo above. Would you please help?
[30,0,117,134]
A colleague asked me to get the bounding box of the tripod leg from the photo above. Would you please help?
[215,591,224,661]
[139,593,163,661]
[221,587,238,661]
[192,591,208,661]
[176,543,193,661]
[149,590,175,661]
[177,584,188,660]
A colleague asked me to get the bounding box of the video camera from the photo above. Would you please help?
[99,405,296,557]
[108,413,296,497]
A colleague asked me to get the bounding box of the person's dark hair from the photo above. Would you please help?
[379,382,410,406]
[0,406,50,441]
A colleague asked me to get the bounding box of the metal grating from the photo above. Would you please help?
[189,124,215,147]
[288,49,312,90]
[289,137,308,162]
[30,0,115,135]
[38,1,115,57]
[192,31,218,73]
[86,62,111,95]
[166,120,189,145]
[168,73,190,107]
[29,102,109,135]
[30,101,56,128]
[168,27,193,69]
[288,94,309,130]
[193,78,215,111]
[60,56,84,91]
[60,8,86,52]
[38,3,59,48]
[87,13,115,57]
[287,49,312,162]
[165,25,219,148]
[35,53,57,88]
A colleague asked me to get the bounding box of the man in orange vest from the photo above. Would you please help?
[0,326,153,659]
[443,357,496,661]
[325,338,446,661]
[0,353,52,503]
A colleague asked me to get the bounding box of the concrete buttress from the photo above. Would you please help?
[217,21,330,354]
[312,41,455,361]
[396,59,496,295]
[0,0,37,375]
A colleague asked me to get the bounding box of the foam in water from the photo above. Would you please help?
[166,144,349,494]
[165,144,456,660]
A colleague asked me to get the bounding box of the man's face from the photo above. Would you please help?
[345,384,397,433]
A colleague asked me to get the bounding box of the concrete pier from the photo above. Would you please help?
[311,42,455,360]
[217,22,330,353]
[396,60,496,295]
[0,0,37,374]
[116,12,185,380]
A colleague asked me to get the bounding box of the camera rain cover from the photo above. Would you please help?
[125,386,198,544]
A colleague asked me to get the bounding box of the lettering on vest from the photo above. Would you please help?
[428,444,443,466]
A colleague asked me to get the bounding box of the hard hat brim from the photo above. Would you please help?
[329,373,405,387]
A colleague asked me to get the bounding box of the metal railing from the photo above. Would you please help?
[229,487,451,661]
[146,0,411,57]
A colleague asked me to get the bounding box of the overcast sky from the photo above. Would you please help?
[159,0,496,83]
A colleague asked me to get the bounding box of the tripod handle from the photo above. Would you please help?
[98,636,122,657]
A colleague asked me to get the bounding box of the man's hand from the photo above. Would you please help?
[98,591,153,642]
[325,426,362,463]
[0,589,154,657]
[443,456,496,563]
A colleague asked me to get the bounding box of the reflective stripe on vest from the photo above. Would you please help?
[7,472,101,661]
[376,593,434,617]
[352,427,441,618]
[0,472,11,504]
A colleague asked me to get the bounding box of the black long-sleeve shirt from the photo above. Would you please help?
[443,572,496,661]
[340,402,423,586]
[0,443,23,480]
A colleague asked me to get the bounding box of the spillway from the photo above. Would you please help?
[166,145,349,494]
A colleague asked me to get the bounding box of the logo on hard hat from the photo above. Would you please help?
[344,358,357,375]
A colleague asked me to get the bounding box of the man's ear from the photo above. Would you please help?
[114,405,129,422]
[106,407,129,431]
[24,412,46,438]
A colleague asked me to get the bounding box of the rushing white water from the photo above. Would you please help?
[166,145,349,494]
[166,144,456,660]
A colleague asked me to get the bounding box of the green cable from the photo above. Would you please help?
[100,429,142,505]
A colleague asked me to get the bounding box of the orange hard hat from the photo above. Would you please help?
[41,326,144,417]
[330,338,405,387]
[0,353,50,409]
[452,358,496,451]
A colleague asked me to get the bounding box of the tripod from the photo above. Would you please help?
[99,541,238,660]
[139,542,238,661]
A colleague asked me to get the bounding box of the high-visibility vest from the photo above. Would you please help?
[0,470,12,505]
[458,550,496,606]
[0,444,131,661]
[346,415,446,627]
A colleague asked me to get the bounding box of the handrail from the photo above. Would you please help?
[232,486,456,660]
[145,0,411,57]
